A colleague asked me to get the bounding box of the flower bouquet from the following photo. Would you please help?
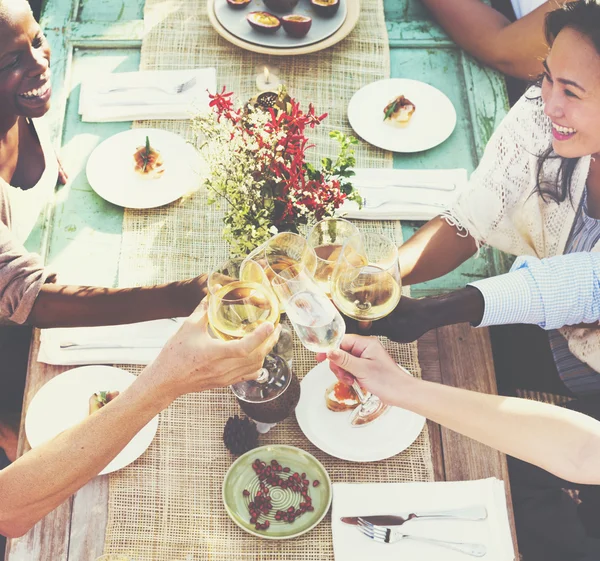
[191,87,361,256]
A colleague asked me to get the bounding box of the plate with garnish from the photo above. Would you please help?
[347,78,457,153]
[25,365,159,474]
[86,128,202,209]
[295,361,426,462]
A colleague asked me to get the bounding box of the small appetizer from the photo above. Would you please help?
[281,15,312,37]
[325,381,360,412]
[226,0,251,8]
[383,95,416,127]
[89,390,120,415]
[246,11,281,33]
[133,136,165,178]
[263,0,299,12]
[310,0,340,17]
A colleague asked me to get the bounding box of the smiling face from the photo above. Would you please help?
[0,0,51,126]
[542,27,600,159]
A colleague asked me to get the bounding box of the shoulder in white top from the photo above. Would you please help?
[6,116,58,245]
[510,0,547,19]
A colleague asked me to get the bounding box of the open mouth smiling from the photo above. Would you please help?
[18,69,51,101]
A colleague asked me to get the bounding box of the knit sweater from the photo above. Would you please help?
[444,86,600,370]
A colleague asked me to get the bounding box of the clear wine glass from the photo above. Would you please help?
[207,259,299,432]
[271,268,346,354]
[243,232,317,287]
[330,232,402,426]
[306,217,359,296]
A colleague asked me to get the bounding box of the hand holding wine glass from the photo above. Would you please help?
[329,231,402,425]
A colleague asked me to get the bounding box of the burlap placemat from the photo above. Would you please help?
[104,0,435,558]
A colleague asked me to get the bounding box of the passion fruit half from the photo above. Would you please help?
[226,0,251,8]
[263,0,299,12]
[281,14,312,37]
[310,0,340,17]
[246,11,281,33]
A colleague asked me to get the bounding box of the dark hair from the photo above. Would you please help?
[534,0,600,203]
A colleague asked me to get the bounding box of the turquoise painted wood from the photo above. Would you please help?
[34,0,511,300]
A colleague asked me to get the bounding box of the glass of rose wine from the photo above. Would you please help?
[307,217,359,296]
[207,259,300,432]
[330,232,402,425]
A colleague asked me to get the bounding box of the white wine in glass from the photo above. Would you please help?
[208,259,299,432]
[307,217,359,296]
[331,232,401,426]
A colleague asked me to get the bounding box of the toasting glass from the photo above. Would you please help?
[330,232,402,425]
[207,259,299,432]
[307,217,359,296]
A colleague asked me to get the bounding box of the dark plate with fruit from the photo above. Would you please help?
[223,445,332,539]
[213,0,347,49]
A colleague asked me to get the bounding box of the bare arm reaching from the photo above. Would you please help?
[319,335,600,485]
[421,0,568,79]
[0,302,278,538]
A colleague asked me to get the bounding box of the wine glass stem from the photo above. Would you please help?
[351,380,371,404]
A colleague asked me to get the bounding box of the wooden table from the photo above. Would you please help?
[6,0,517,559]
[7,325,517,560]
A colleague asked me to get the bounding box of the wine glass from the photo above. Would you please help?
[271,268,346,354]
[330,232,402,426]
[207,259,299,433]
[243,232,317,286]
[306,217,359,296]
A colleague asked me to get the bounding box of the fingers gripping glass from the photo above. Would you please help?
[208,259,299,432]
[330,232,402,426]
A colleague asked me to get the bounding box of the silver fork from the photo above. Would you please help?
[361,195,447,210]
[100,76,197,95]
[356,518,487,557]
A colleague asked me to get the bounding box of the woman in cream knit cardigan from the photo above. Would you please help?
[400,0,600,391]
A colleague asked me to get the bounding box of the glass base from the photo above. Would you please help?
[349,396,389,427]
[254,420,277,434]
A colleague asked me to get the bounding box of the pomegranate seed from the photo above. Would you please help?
[264,520,270,528]
[313,480,320,487]
[307,506,314,512]
[288,506,295,513]
[283,467,290,473]
[243,490,250,497]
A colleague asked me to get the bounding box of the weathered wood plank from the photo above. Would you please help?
[436,323,518,554]
[418,330,445,482]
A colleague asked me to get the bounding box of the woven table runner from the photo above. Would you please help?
[104,0,435,558]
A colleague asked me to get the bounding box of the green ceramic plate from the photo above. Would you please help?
[223,444,332,539]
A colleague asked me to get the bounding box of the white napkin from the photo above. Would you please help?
[332,478,514,561]
[79,68,217,122]
[337,168,467,220]
[38,318,184,366]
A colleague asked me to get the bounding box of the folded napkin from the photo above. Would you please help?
[38,318,184,366]
[332,478,514,561]
[337,168,467,221]
[79,68,217,122]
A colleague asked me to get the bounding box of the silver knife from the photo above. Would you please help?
[341,505,488,526]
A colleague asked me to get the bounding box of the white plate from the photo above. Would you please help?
[214,0,347,48]
[86,128,201,209]
[25,365,159,475]
[347,79,457,153]
[295,361,425,462]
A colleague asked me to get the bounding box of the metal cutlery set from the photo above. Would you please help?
[341,505,488,557]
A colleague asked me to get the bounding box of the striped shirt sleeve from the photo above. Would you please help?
[468,252,600,330]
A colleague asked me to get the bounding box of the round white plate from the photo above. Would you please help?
[86,128,201,209]
[25,365,159,475]
[347,78,457,153]
[295,361,425,462]
[214,0,347,48]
